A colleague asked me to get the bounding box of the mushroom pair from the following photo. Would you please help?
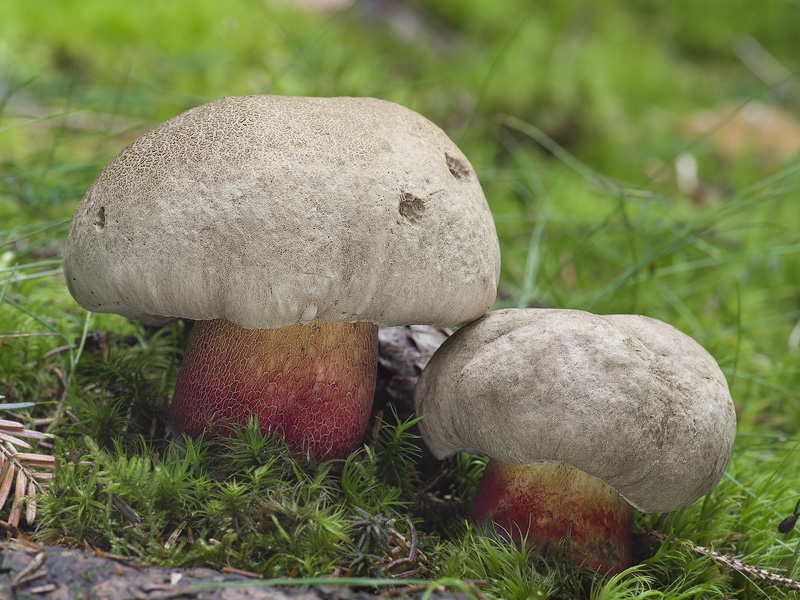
[64,94,736,577]
[414,308,736,574]
[64,95,501,460]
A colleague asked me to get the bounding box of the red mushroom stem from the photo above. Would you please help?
[472,460,632,575]
[167,318,378,461]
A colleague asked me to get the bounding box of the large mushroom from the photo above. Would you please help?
[414,308,736,574]
[64,95,500,461]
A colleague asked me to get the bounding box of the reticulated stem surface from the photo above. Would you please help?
[168,318,378,460]
[473,460,632,575]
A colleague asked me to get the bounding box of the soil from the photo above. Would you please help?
[0,540,472,599]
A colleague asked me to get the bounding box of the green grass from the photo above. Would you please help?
[2,1,800,597]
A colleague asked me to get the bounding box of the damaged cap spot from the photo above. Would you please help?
[446,153,473,182]
[399,192,426,223]
[94,207,106,231]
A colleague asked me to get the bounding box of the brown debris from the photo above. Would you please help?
[0,541,472,600]
[375,325,449,416]
[682,101,800,165]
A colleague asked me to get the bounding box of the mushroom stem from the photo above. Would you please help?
[472,460,632,575]
[167,318,378,461]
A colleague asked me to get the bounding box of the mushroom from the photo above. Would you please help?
[414,308,736,574]
[64,95,500,461]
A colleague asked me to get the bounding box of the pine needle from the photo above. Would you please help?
[656,532,800,592]
[0,418,57,527]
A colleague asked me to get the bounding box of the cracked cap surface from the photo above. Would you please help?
[64,95,500,329]
[414,308,736,513]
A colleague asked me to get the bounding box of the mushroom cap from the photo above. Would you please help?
[64,95,500,329]
[414,308,736,513]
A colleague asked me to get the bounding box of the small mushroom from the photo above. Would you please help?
[64,95,500,460]
[414,308,736,574]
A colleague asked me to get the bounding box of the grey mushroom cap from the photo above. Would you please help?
[64,95,500,329]
[414,308,736,513]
